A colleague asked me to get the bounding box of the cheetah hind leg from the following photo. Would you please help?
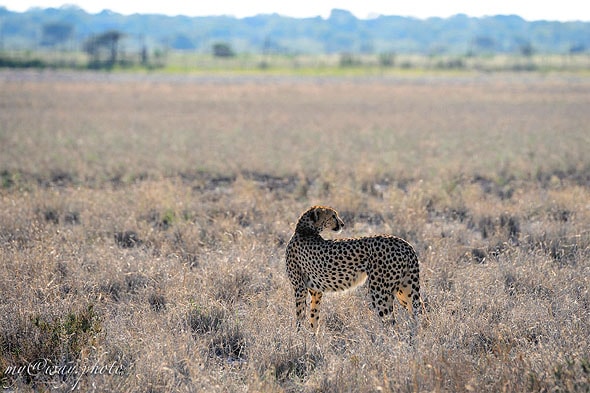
[308,289,323,333]
[396,274,421,316]
[395,277,414,314]
[395,277,421,340]
[368,278,396,325]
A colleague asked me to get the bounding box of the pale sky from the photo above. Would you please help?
[1,0,588,22]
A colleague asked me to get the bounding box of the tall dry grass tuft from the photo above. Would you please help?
[1,70,589,391]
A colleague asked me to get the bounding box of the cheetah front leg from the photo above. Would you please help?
[308,289,323,333]
[294,285,308,331]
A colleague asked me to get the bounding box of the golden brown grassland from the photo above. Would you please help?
[0,69,589,392]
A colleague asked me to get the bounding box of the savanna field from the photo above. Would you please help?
[0,69,589,392]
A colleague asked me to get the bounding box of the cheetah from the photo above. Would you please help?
[285,206,420,332]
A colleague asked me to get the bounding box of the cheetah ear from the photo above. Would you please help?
[311,208,320,222]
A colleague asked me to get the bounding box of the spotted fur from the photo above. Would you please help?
[286,206,420,332]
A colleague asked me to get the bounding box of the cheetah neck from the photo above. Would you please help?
[295,222,321,236]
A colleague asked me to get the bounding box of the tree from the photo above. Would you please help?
[519,41,534,57]
[569,43,586,54]
[172,34,196,50]
[379,52,395,67]
[212,42,235,57]
[83,30,124,67]
[472,35,495,53]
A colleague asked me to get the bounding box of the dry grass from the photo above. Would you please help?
[1,69,589,392]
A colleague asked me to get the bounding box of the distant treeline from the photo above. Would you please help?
[0,6,589,56]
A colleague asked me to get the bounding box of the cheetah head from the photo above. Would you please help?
[295,206,344,236]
